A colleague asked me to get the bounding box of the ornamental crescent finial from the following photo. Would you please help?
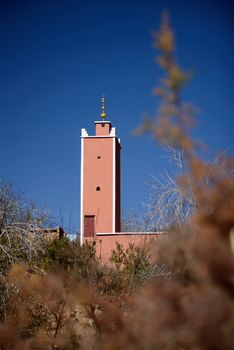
[100,95,107,119]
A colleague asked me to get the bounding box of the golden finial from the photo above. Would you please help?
[100,95,107,119]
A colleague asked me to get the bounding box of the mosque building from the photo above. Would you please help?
[80,97,160,260]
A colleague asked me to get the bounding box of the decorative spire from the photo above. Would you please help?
[100,95,107,119]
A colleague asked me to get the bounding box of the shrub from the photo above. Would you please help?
[109,242,154,293]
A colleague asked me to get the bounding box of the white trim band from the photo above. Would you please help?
[96,232,166,236]
[80,137,84,244]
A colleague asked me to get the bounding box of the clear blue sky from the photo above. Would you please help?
[0,0,233,233]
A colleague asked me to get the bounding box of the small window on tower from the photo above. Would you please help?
[97,156,101,159]
[96,186,101,191]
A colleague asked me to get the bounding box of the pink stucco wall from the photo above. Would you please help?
[82,121,121,239]
[95,122,112,136]
[83,137,113,233]
[85,232,161,262]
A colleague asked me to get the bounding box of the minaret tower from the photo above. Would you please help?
[80,97,121,243]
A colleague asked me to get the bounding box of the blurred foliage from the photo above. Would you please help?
[0,236,153,349]
[98,11,234,350]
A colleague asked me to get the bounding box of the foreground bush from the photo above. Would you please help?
[0,238,153,349]
[99,231,234,350]
[0,265,83,350]
[96,11,234,350]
